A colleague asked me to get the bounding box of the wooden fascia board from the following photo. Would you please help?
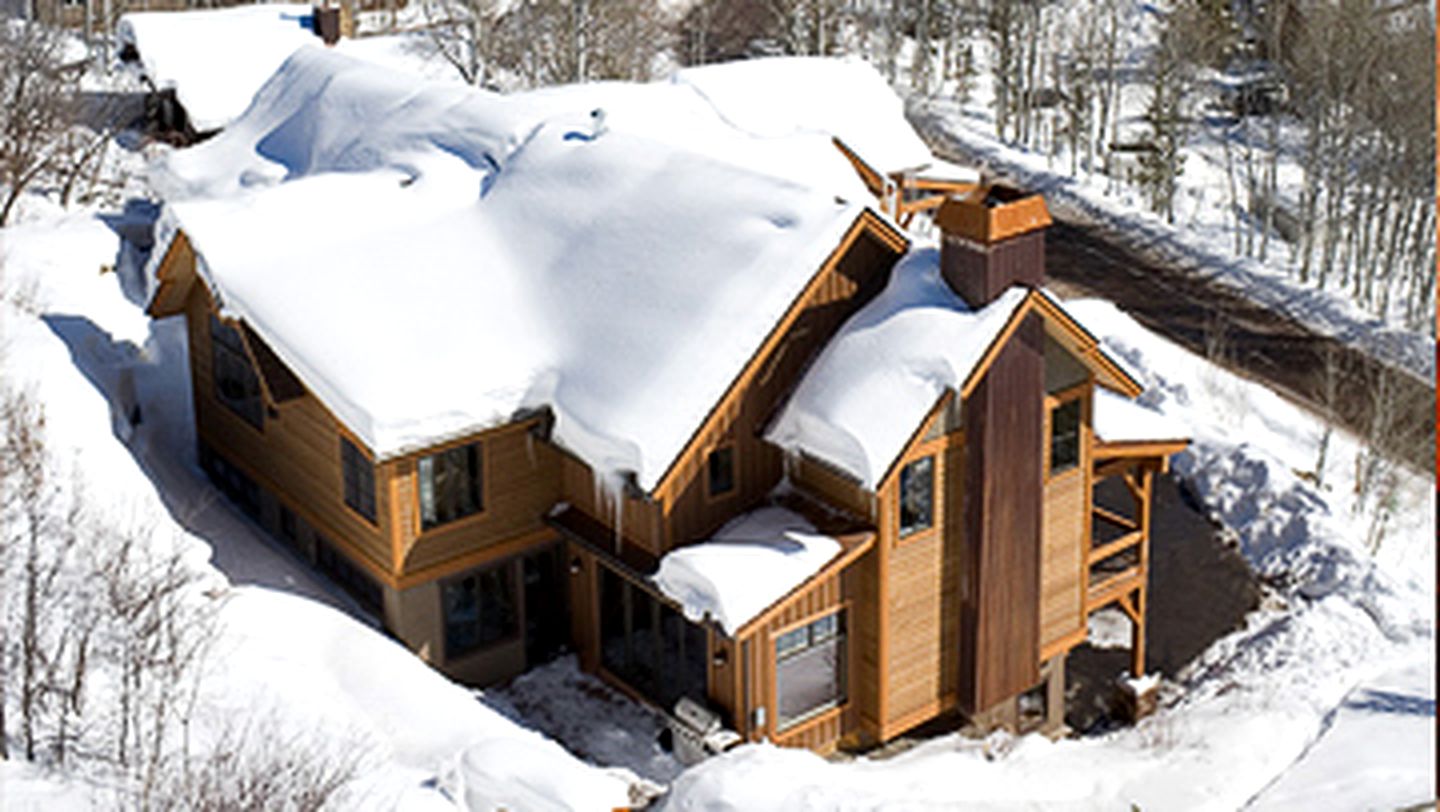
[832,136,886,198]
[731,530,876,641]
[1093,439,1190,459]
[1029,292,1144,397]
[651,211,907,504]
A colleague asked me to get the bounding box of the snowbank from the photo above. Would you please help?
[149,48,877,490]
[653,507,841,635]
[765,247,1025,487]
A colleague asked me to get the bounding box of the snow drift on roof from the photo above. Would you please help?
[156,48,871,489]
[652,507,841,636]
[766,247,1026,488]
[119,5,327,132]
[1093,388,1188,445]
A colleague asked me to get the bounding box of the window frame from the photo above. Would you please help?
[415,439,486,533]
[1045,382,1088,482]
[704,442,737,501]
[340,434,378,525]
[770,606,849,735]
[208,314,264,431]
[441,559,520,661]
[897,454,936,540]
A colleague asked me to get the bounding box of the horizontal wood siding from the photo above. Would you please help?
[398,423,562,575]
[879,406,962,738]
[186,286,394,575]
[1039,382,1091,655]
[660,223,903,550]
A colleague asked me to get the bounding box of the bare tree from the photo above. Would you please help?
[0,21,86,226]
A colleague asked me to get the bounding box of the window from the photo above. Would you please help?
[418,442,482,530]
[898,456,934,537]
[443,562,519,658]
[210,316,262,429]
[315,536,383,614]
[775,610,846,730]
[279,505,298,545]
[341,436,377,524]
[1049,399,1081,475]
[707,445,735,498]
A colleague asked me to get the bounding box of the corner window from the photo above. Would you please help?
[898,456,934,537]
[418,442,482,530]
[776,610,846,730]
[443,562,519,659]
[1049,399,1081,475]
[210,316,262,429]
[341,436,377,524]
[707,445,735,498]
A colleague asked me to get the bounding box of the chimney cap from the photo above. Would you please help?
[935,184,1051,245]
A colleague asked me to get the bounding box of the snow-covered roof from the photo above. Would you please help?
[652,507,842,635]
[118,5,326,131]
[150,47,897,489]
[1093,388,1188,445]
[765,248,1027,488]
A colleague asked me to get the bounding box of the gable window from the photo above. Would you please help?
[707,445,736,498]
[418,442,482,530]
[443,561,519,659]
[775,610,846,730]
[209,315,262,429]
[898,456,934,537]
[341,436,377,524]
[1049,399,1081,475]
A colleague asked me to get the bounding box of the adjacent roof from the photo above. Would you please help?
[765,248,1158,489]
[147,48,905,489]
[652,506,842,636]
[119,5,326,131]
[1093,388,1189,446]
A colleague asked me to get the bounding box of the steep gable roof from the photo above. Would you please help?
[146,48,913,490]
[765,247,1152,489]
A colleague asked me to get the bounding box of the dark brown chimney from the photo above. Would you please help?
[935,185,1051,308]
[313,6,342,46]
[943,185,1049,718]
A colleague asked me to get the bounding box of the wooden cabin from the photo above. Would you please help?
[142,55,1186,755]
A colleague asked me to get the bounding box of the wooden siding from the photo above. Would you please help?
[558,454,665,560]
[790,452,877,523]
[1038,384,1091,655]
[655,216,906,549]
[958,314,1043,713]
[185,284,395,579]
[736,570,854,753]
[396,424,563,576]
[875,401,962,738]
[940,229,1045,309]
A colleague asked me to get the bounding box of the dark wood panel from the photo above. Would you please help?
[959,314,1043,712]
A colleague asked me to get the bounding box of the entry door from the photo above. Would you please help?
[523,545,567,668]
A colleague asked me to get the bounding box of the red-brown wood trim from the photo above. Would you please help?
[395,526,556,590]
[764,600,852,742]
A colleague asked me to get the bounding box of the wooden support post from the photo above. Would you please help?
[1130,467,1154,678]
[1129,586,1147,678]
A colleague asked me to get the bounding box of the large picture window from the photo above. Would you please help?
[775,610,846,730]
[418,442,483,530]
[898,455,934,537]
[1049,399,1081,475]
[341,436,377,524]
[443,562,519,658]
[210,316,262,429]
